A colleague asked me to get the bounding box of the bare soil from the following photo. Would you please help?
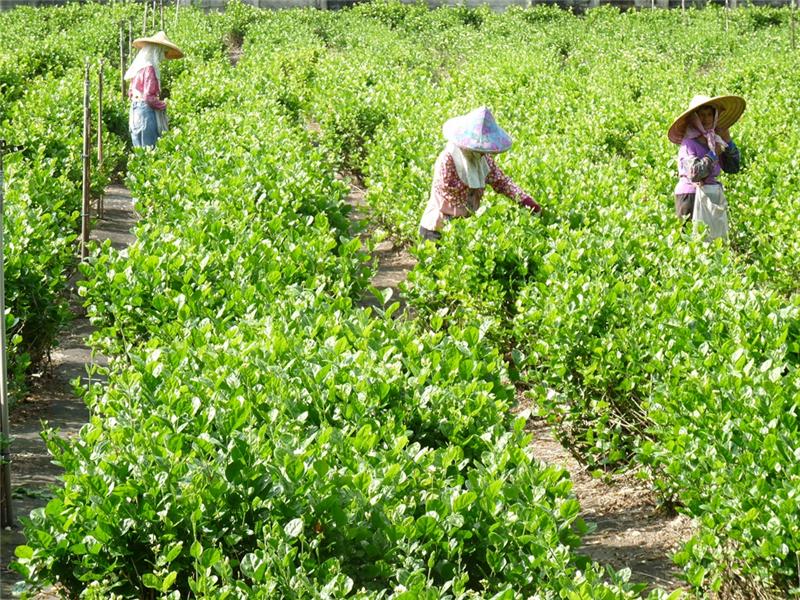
[0,185,137,598]
[342,173,416,312]
[227,36,243,67]
[525,418,695,594]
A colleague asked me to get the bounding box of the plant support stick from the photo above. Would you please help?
[81,60,91,260]
[97,59,104,220]
[120,25,126,100]
[0,141,13,528]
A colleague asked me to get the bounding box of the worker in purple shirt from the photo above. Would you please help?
[668,94,745,241]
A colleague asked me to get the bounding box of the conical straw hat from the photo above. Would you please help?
[133,31,184,60]
[668,94,745,145]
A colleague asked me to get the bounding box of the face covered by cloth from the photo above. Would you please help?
[447,142,490,189]
[682,106,728,153]
[124,43,165,83]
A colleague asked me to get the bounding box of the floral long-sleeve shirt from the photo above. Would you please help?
[419,149,540,231]
[674,137,740,196]
[128,65,166,111]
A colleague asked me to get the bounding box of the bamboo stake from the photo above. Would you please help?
[792,0,797,51]
[142,0,149,36]
[120,25,126,101]
[725,0,729,33]
[160,0,164,31]
[0,140,14,529]
[97,59,105,220]
[128,17,133,56]
[175,0,180,28]
[151,0,156,30]
[81,60,91,260]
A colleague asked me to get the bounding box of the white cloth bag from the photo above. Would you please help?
[155,109,169,135]
[692,184,728,242]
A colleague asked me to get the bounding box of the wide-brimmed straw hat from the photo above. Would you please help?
[443,106,512,153]
[668,94,745,144]
[133,31,184,59]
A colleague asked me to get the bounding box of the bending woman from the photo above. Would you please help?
[419,106,542,242]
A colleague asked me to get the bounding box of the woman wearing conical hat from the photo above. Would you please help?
[669,94,745,241]
[419,107,542,241]
[125,31,184,148]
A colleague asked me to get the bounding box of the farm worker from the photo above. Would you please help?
[418,106,542,242]
[125,31,184,148]
[668,94,745,242]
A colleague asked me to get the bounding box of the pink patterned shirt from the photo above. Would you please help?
[419,149,540,231]
[128,65,166,111]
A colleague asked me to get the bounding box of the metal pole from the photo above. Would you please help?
[0,140,15,528]
[97,59,105,220]
[81,61,91,260]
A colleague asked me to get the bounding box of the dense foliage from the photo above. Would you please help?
[0,4,135,387]
[7,1,800,597]
[284,3,800,595]
[9,3,666,598]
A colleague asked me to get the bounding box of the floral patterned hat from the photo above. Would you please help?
[442,106,512,153]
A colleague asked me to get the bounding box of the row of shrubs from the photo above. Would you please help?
[14,5,663,598]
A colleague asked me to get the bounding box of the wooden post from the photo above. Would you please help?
[120,25,126,101]
[97,59,105,220]
[81,61,91,260]
[0,140,14,529]
[724,0,729,32]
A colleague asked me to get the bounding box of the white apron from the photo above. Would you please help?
[692,184,728,242]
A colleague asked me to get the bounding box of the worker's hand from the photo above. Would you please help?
[521,197,542,215]
[717,126,731,142]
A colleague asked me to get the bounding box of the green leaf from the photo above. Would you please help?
[284,518,304,538]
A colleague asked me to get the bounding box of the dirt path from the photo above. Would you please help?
[228,36,243,67]
[525,419,695,594]
[0,185,137,598]
[342,174,416,311]
[341,172,694,595]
